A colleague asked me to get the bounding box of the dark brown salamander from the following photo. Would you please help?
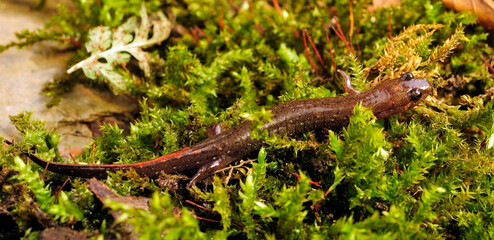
[19,71,431,187]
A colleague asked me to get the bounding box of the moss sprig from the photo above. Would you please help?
[106,191,207,239]
[11,157,84,223]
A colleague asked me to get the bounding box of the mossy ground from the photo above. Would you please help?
[1,0,494,239]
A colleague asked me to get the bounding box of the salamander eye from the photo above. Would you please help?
[401,72,414,81]
[410,89,422,101]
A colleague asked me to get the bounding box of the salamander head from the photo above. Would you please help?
[369,72,431,119]
[398,72,431,101]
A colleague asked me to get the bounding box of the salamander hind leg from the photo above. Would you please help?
[187,155,234,188]
[207,124,224,137]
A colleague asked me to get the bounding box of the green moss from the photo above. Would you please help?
[11,156,84,223]
[105,191,208,239]
[2,0,494,238]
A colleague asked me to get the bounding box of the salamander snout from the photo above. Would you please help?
[399,72,431,102]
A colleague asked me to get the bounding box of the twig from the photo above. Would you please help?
[303,30,319,70]
[69,152,76,163]
[219,11,224,31]
[195,216,221,223]
[330,23,352,54]
[91,143,96,164]
[349,1,354,53]
[395,162,403,174]
[264,15,275,28]
[480,54,494,74]
[325,31,337,72]
[255,23,265,36]
[288,170,322,188]
[335,21,354,54]
[305,30,327,72]
[272,0,283,16]
[194,26,212,42]
[55,178,71,201]
[42,161,49,180]
[388,11,393,40]
[184,28,198,45]
[189,27,200,42]
[186,200,218,214]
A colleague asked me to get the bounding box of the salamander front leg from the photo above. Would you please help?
[337,70,361,95]
[187,155,234,188]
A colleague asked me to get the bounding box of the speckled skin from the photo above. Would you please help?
[25,71,431,187]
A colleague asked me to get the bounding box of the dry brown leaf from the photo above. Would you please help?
[442,0,494,31]
[368,0,401,12]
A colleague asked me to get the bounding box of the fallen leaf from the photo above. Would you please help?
[368,0,401,12]
[442,0,494,31]
[67,3,172,93]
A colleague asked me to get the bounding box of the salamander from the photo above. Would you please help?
[16,71,431,187]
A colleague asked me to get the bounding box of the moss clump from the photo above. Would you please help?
[1,0,494,239]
